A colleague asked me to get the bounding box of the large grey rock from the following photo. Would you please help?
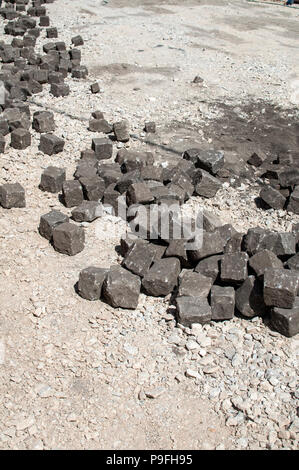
[62,180,84,208]
[102,266,141,309]
[194,169,221,198]
[249,249,283,277]
[190,231,224,263]
[176,296,212,326]
[126,182,154,206]
[165,239,189,267]
[113,120,130,143]
[193,149,224,175]
[244,227,277,255]
[270,297,299,337]
[78,267,107,301]
[122,241,157,277]
[195,254,223,283]
[39,166,66,193]
[220,252,249,284]
[236,276,266,318]
[142,258,181,297]
[39,133,65,155]
[52,222,85,256]
[178,271,213,297]
[264,268,299,309]
[39,210,69,241]
[272,232,296,258]
[260,186,286,210]
[0,183,25,209]
[211,286,235,320]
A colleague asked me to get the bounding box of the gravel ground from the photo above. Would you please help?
[0,0,298,450]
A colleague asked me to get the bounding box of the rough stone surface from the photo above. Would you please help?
[0,183,26,209]
[71,201,102,223]
[52,222,85,256]
[264,268,299,309]
[270,298,299,338]
[40,166,66,193]
[39,133,65,155]
[220,252,249,284]
[78,267,107,301]
[178,271,213,298]
[122,241,157,278]
[235,276,266,318]
[102,266,141,309]
[142,258,181,297]
[176,296,212,326]
[249,250,283,277]
[211,286,235,320]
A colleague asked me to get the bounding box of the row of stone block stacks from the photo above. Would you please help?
[0,0,298,337]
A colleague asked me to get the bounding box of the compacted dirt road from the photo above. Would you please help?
[0,0,298,450]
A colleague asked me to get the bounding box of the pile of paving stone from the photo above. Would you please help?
[247,151,299,214]
[1,0,298,338]
[0,0,86,161]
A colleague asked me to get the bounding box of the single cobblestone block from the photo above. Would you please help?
[39,133,65,155]
[272,232,296,258]
[244,227,277,256]
[220,252,249,284]
[32,111,55,133]
[122,240,157,278]
[0,183,25,209]
[102,265,141,309]
[80,176,105,201]
[178,271,213,297]
[195,149,224,175]
[91,137,113,160]
[72,201,102,223]
[52,222,85,256]
[195,255,223,282]
[50,83,70,97]
[46,27,58,38]
[126,182,154,206]
[176,296,212,327]
[144,121,156,133]
[247,152,266,167]
[190,232,224,263]
[260,186,286,210]
[194,169,222,198]
[142,258,181,297]
[264,268,299,309]
[236,276,266,318]
[90,82,100,94]
[62,180,84,208]
[113,120,130,143]
[39,166,66,193]
[39,16,50,27]
[39,210,69,241]
[249,249,283,277]
[71,35,84,46]
[88,118,112,133]
[10,127,31,149]
[270,297,299,337]
[72,66,88,79]
[78,266,107,301]
[211,285,235,320]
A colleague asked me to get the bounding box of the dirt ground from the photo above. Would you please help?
[0,0,298,450]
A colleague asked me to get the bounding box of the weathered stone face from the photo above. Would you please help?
[176,296,212,327]
[0,183,26,209]
[249,250,283,277]
[102,266,141,309]
[220,252,249,284]
[235,276,267,318]
[264,268,299,309]
[142,258,181,297]
[122,241,157,278]
[40,166,66,193]
[71,201,102,223]
[52,222,85,256]
[178,271,212,298]
[39,133,65,155]
[270,298,299,338]
[78,267,107,301]
[211,286,235,321]
[62,180,84,208]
